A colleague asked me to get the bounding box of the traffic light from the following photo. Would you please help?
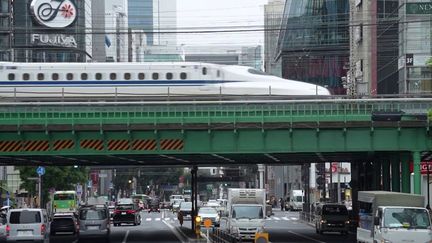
[315,163,325,175]
[195,216,201,236]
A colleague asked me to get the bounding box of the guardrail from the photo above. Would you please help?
[300,211,315,224]
[209,228,241,243]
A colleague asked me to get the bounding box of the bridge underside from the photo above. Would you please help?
[1,151,431,166]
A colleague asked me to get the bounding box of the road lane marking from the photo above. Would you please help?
[288,230,325,243]
[162,220,188,243]
[291,217,298,220]
[273,217,280,220]
[156,218,161,221]
[165,217,171,220]
[282,217,289,220]
[122,230,130,243]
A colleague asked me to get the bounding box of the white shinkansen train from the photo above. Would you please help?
[0,62,330,99]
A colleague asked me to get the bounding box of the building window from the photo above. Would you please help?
[95,73,102,80]
[152,73,159,80]
[110,73,117,80]
[138,73,145,80]
[52,73,59,80]
[8,73,14,80]
[202,67,207,75]
[180,72,187,80]
[124,73,131,80]
[166,73,173,80]
[81,73,88,80]
[37,73,44,80]
[23,73,30,80]
[66,73,73,80]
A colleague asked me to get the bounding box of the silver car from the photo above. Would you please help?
[198,207,220,227]
[6,208,50,243]
[78,205,110,242]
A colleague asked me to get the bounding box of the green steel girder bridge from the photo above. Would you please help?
[0,98,431,194]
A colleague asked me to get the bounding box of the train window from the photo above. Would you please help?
[166,73,173,80]
[180,72,187,80]
[202,67,207,75]
[37,73,44,80]
[66,73,73,80]
[81,73,88,80]
[124,73,131,80]
[110,73,117,80]
[216,70,221,77]
[52,73,59,80]
[8,73,14,80]
[23,73,30,80]
[152,73,159,80]
[95,73,102,80]
[138,73,145,80]
[248,68,270,76]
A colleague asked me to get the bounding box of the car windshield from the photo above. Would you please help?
[294,196,303,202]
[322,205,348,215]
[199,207,217,214]
[180,202,192,209]
[232,206,263,219]
[384,208,430,229]
[10,211,41,224]
[54,194,75,200]
[116,204,134,210]
[80,209,107,220]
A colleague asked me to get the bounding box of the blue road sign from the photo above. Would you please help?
[36,166,45,176]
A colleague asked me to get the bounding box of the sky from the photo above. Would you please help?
[176,0,269,47]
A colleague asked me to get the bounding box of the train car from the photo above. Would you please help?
[0,62,330,99]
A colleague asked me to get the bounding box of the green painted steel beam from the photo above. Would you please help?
[414,151,421,194]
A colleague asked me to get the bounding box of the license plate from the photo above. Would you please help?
[121,212,126,215]
[17,230,32,236]
[87,226,99,230]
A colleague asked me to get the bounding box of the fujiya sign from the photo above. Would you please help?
[30,0,77,28]
[406,3,432,15]
[31,33,77,48]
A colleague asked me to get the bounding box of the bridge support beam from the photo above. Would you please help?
[372,161,381,190]
[391,156,400,192]
[382,160,390,191]
[401,153,411,193]
[413,151,421,195]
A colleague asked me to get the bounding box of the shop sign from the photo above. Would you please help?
[31,33,77,48]
[30,0,77,28]
[406,3,432,15]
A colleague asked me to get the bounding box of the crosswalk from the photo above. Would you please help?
[140,216,299,222]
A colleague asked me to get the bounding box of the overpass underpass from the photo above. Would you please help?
[0,98,431,225]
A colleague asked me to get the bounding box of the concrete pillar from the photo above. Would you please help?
[258,164,265,189]
[391,157,400,192]
[382,160,390,191]
[401,153,410,193]
[413,151,421,195]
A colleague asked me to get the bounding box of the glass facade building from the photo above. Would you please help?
[128,0,153,45]
[277,0,349,95]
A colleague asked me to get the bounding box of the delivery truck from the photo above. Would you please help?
[226,188,266,241]
[357,191,432,243]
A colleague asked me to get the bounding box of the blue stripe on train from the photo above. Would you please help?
[0,80,239,86]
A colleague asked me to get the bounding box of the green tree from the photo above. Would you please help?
[18,166,89,204]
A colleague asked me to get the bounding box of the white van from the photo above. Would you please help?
[6,208,50,242]
[169,195,184,208]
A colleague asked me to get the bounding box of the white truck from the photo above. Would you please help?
[357,191,432,243]
[286,189,304,211]
[226,188,266,241]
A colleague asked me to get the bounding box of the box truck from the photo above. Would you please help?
[226,188,266,241]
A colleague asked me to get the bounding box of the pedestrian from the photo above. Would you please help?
[177,210,184,226]
[279,197,284,211]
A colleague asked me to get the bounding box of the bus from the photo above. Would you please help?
[131,194,151,209]
[53,191,78,213]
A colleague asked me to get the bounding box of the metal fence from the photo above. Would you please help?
[209,228,241,243]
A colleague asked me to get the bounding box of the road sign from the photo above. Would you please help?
[36,166,45,176]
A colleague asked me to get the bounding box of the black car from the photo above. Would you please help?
[50,213,79,236]
[113,203,141,226]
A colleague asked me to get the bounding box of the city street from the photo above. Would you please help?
[49,209,356,243]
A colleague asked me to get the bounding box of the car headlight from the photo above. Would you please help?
[320,220,326,224]
[345,220,350,224]
[381,240,392,243]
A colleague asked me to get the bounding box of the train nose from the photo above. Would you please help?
[315,86,331,95]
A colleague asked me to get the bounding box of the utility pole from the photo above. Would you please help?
[337,162,341,203]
